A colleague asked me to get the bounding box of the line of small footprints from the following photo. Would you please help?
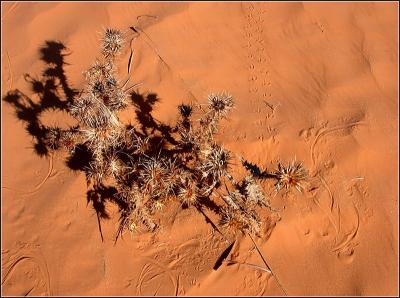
[243,3,276,141]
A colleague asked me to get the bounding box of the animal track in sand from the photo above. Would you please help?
[243,2,278,141]
[136,258,177,296]
[2,243,51,296]
[5,50,13,91]
[332,179,370,260]
[307,120,367,258]
[310,121,366,167]
[2,153,54,197]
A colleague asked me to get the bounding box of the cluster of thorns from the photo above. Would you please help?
[44,28,307,241]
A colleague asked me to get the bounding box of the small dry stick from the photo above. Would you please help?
[248,233,288,296]
[223,260,272,273]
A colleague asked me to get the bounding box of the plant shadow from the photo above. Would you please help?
[3,40,222,242]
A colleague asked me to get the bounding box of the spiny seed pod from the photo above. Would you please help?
[132,135,150,155]
[219,208,243,235]
[177,179,199,207]
[240,176,267,207]
[207,93,234,119]
[177,123,196,149]
[81,125,123,154]
[106,152,124,179]
[163,159,183,196]
[274,160,308,192]
[139,158,167,198]
[101,28,124,59]
[68,95,94,120]
[199,144,232,182]
[59,127,81,151]
[85,60,113,83]
[70,93,114,129]
[105,88,128,111]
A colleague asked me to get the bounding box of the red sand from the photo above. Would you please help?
[2,2,398,296]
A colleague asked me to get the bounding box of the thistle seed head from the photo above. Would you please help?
[59,127,81,152]
[139,158,167,198]
[85,60,113,83]
[274,160,308,192]
[220,208,243,235]
[241,176,267,207]
[101,28,124,59]
[177,179,199,207]
[163,159,184,196]
[207,93,234,119]
[105,88,128,111]
[199,144,232,182]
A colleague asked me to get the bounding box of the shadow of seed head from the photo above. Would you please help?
[44,127,62,150]
[178,103,193,118]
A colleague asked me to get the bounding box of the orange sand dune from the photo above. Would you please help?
[2,2,398,296]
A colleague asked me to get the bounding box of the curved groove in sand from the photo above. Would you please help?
[310,121,366,244]
[311,121,366,166]
[1,254,51,295]
[332,201,360,252]
[136,259,177,296]
[2,154,54,196]
[318,173,334,212]
[312,196,339,238]
[5,50,13,90]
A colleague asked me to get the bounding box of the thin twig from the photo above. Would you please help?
[248,233,288,296]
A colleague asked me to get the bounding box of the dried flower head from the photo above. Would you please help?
[219,208,243,235]
[85,60,113,83]
[177,178,199,207]
[59,127,81,152]
[106,152,125,179]
[274,160,308,192]
[104,87,128,111]
[101,28,124,59]
[163,158,184,196]
[199,144,232,182]
[140,158,167,198]
[207,93,234,119]
[240,176,268,207]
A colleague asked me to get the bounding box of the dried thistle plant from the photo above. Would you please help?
[42,27,307,244]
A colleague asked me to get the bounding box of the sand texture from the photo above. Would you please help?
[2,2,398,296]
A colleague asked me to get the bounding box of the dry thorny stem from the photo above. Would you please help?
[43,27,308,295]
